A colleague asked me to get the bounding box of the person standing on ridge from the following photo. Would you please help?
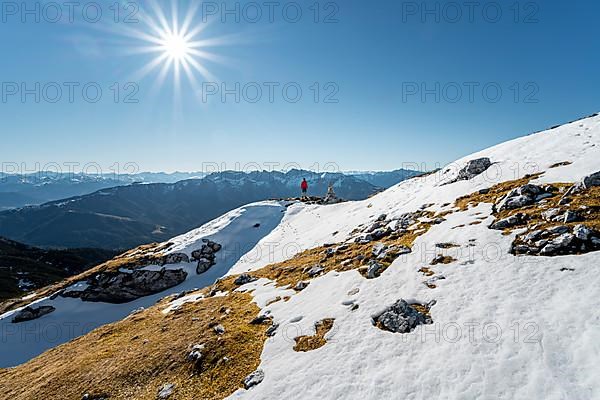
[300,178,308,198]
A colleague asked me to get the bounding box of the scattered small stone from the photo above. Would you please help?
[213,324,225,335]
[294,281,309,291]
[157,383,175,399]
[560,267,575,272]
[306,265,325,277]
[347,288,360,296]
[253,223,261,228]
[187,344,205,363]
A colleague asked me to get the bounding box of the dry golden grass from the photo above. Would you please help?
[0,291,266,400]
[293,318,335,352]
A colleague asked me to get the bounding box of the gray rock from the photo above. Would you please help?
[377,213,387,221]
[523,230,543,243]
[495,184,553,212]
[244,369,265,389]
[563,210,581,223]
[234,274,258,286]
[371,227,392,240]
[355,233,373,244]
[573,225,593,241]
[266,323,279,337]
[11,305,56,323]
[162,253,190,265]
[372,242,387,257]
[548,225,570,235]
[187,344,205,363]
[489,213,527,230]
[540,233,575,255]
[306,265,324,277]
[541,208,561,222]
[157,383,175,399]
[196,258,215,274]
[213,324,225,335]
[455,157,492,181]
[250,314,271,325]
[373,299,432,333]
[294,281,309,291]
[582,171,600,189]
[61,269,187,304]
[366,261,384,279]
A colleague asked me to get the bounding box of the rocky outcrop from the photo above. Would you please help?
[494,184,556,212]
[61,269,187,303]
[191,239,222,274]
[558,171,600,205]
[512,224,600,256]
[372,299,433,333]
[445,158,492,184]
[456,157,492,181]
[11,305,56,323]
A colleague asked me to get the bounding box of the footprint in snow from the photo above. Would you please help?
[290,316,303,323]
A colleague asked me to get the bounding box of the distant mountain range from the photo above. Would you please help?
[0,237,117,300]
[0,169,421,250]
[0,171,207,210]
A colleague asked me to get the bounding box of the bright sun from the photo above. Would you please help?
[123,0,231,98]
[161,33,190,61]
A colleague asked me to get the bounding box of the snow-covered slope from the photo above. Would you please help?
[219,114,600,400]
[1,114,599,399]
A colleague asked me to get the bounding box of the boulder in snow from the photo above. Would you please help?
[446,157,492,183]
[373,299,432,333]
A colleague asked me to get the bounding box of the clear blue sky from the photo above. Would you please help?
[1,0,599,174]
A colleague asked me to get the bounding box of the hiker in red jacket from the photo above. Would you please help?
[300,178,308,198]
